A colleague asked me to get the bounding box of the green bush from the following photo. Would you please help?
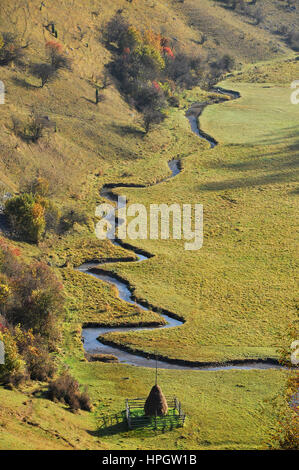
[5,193,45,243]
[0,329,25,385]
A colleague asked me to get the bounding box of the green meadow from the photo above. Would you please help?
[0,365,289,450]
[96,72,299,364]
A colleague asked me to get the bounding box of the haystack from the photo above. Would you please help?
[144,384,168,417]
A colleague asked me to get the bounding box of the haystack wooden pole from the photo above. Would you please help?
[126,399,132,430]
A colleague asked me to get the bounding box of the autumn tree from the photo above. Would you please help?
[12,115,44,142]
[5,260,64,344]
[0,328,25,384]
[45,41,70,71]
[5,193,46,243]
[30,42,70,88]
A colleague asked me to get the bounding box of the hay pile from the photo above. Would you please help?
[144,385,168,416]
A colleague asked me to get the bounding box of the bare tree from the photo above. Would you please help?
[30,63,57,88]
[143,108,165,134]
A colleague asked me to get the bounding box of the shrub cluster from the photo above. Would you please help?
[48,371,92,411]
[105,14,234,132]
[0,243,91,409]
[4,177,61,243]
[12,115,44,143]
[5,192,46,243]
[13,326,56,382]
[0,327,25,385]
[30,41,71,88]
[0,241,63,385]
[0,241,64,342]
[0,32,24,66]
[5,178,92,243]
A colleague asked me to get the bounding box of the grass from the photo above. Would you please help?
[0,0,297,451]
[201,80,299,145]
[62,267,165,327]
[128,408,182,431]
[175,0,291,63]
[0,0,292,198]
[92,65,298,363]
[232,58,299,85]
[129,408,179,418]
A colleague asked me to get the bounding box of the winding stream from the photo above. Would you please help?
[80,86,282,371]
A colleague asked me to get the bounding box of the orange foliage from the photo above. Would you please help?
[45,41,63,53]
[0,237,21,257]
[143,30,163,53]
[32,203,45,220]
[163,46,174,58]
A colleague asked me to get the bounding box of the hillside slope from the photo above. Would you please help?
[0,0,297,451]
[0,0,293,199]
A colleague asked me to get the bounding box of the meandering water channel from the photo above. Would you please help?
[80,87,282,371]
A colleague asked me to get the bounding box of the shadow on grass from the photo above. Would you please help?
[12,77,39,90]
[90,411,182,437]
[111,123,145,137]
[81,96,97,105]
[89,412,127,437]
[199,170,298,191]
[199,129,299,192]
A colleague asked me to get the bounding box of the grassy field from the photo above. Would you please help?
[95,68,299,363]
[202,81,299,145]
[0,365,289,450]
[0,0,298,451]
